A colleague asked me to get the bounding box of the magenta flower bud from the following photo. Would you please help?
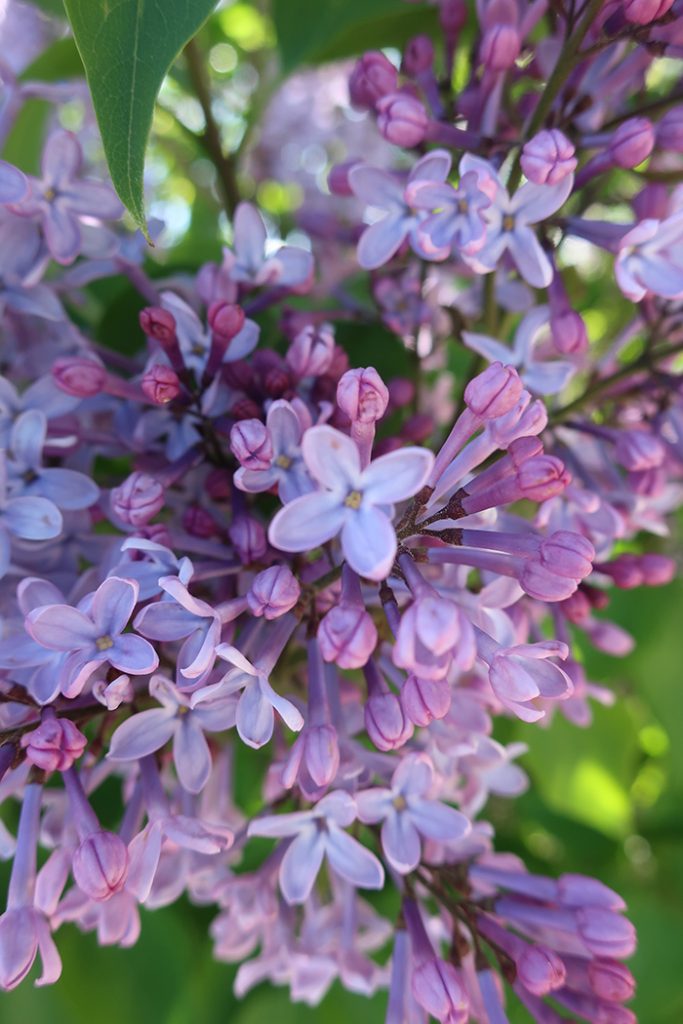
[304,724,340,788]
[327,160,360,197]
[517,455,571,500]
[601,553,643,588]
[231,397,263,421]
[401,675,451,726]
[508,435,544,467]
[376,92,429,148]
[52,356,107,397]
[111,471,164,527]
[318,604,378,669]
[576,908,637,959]
[517,945,566,996]
[519,562,582,602]
[656,106,683,152]
[465,362,524,420]
[139,306,177,343]
[609,118,655,169]
[141,363,181,404]
[521,129,577,186]
[588,960,635,1002]
[640,553,675,585]
[480,24,521,71]
[337,367,389,424]
[614,430,665,471]
[551,309,588,354]
[623,0,674,23]
[540,531,594,580]
[349,51,398,110]
[247,565,301,619]
[440,0,467,33]
[632,182,669,220]
[230,418,273,470]
[365,692,413,751]
[20,718,86,772]
[560,589,592,623]
[388,377,415,408]
[411,958,469,1024]
[182,505,218,538]
[208,300,246,341]
[229,515,267,564]
[402,35,434,76]
[286,323,335,378]
[402,413,434,443]
[72,830,128,902]
[559,873,625,910]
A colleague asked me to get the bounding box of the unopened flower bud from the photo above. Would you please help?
[481,24,521,71]
[141,363,181,404]
[540,531,594,580]
[328,160,360,197]
[521,129,577,186]
[248,565,301,619]
[614,429,665,471]
[623,0,674,24]
[229,515,267,563]
[517,945,566,996]
[376,92,429,147]
[517,455,571,500]
[53,356,107,397]
[182,505,218,538]
[640,553,675,585]
[388,377,415,408]
[632,182,669,220]
[318,604,378,668]
[365,692,413,751]
[440,0,467,34]
[208,300,246,341]
[231,397,263,421]
[402,35,434,76]
[111,471,164,527]
[304,724,340,787]
[411,958,469,1024]
[72,830,128,901]
[508,435,545,467]
[20,718,86,772]
[551,309,588,354]
[230,418,272,470]
[560,589,592,623]
[587,960,635,1002]
[401,675,451,726]
[139,306,176,343]
[337,367,389,424]
[349,51,398,110]
[286,323,335,378]
[465,363,523,419]
[576,908,636,959]
[656,106,683,152]
[609,118,655,169]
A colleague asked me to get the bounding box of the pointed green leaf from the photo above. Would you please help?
[62,0,219,232]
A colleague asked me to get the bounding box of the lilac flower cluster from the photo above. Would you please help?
[0,2,682,1022]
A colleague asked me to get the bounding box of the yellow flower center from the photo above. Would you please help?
[96,635,114,652]
[503,214,515,232]
[393,794,407,811]
[344,490,363,509]
[275,454,292,469]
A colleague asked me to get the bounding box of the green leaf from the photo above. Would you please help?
[62,0,219,232]
[271,0,437,74]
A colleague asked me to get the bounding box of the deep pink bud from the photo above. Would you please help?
[230,418,273,470]
[401,675,451,726]
[229,515,267,563]
[111,471,164,527]
[286,323,335,378]
[337,367,389,424]
[587,959,636,1002]
[349,51,398,110]
[519,562,582,602]
[517,455,571,500]
[560,589,592,623]
[139,306,177,343]
[609,118,655,169]
[318,604,378,669]
[328,160,360,197]
[508,435,544,467]
[656,106,683,152]
[614,430,665,471]
[388,377,415,408]
[72,830,128,901]
[402,35,434,76]
[465,363,523,419]
[640,553,675,585]
[376,92,429,147]
[247,565,301,619]
[365,692,413,751]
[521,129,577,185]
[402,413,434,443]
[551,309,589,354]
[439,0,467,34]
[623,0,674,23]
[516,945,566,996]
[480,24,521,71]
[231,397,263,421]
[632,182,669,220]
[141,363,181,404]
[182,505,218,538]
[304,724,340,787]
[208,300,246,341]
[52,356,107,397]
[411,958,469,1024]
[540,531,594,579]
[20,718,86,772]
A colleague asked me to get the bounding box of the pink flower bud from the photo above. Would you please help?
[365,692,413,751]
[111,471,164,527]
[517,455,571,500]
[72,830,129,901]
[139,306,176,343]
[640,553,675,585]
[609,118,655,169]
[327,160,360,197]
[52,356,107,397]
[517,945,566,996]
[337,367,389,424]
[614,429,665,471]
[304,724,340,787]
[402,413,434,443]
[480,24,521,71]
[440,0,467,34]
[182,505,218,538]
[318,604,378,668]
[508,435,544,467]
[519,562,581,602]
[141,364,181,404]
[521,129,577,186]
[623,0,674,24]
[402,35,434,76]
[208,301,246,341]
[349,51,398,110]
[229,515,267,563]
[376,92,429,148]
[286,324,335,378]
[576,908,636,959]
[551,309,588,354]
[230,418,273,470]
[632,182,669,220]
[231,397,263,421]
[411,958,469,1024]
[656,106,683,152]
[540,531,594,580]
[388,377,415,408]
[587,960,635,1002]
[465,363,523,419]
[248,565,301,619]
[401,675,451,726]
[20,718,86,772]
[560,589,592,623]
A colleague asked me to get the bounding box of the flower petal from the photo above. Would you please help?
[108,708,176,761]
[361,447,434,504]
[268,490,347,552]
[279,827,325,904]
[173,717,212,793]
[341,506,396,581]
[381,810,421,873]
[302,425,361,491]
[325,824,385,890]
